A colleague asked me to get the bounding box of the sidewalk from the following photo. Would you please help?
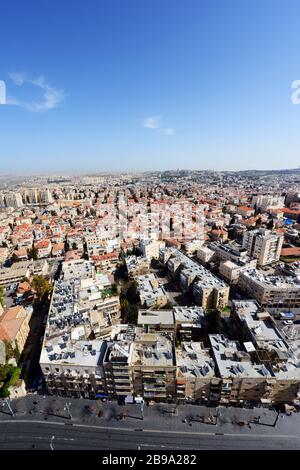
[1,396,299,438]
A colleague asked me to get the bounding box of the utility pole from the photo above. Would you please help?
[2,398,14,416]
[64,402,72,420]
[172,400,178,416]
[50,435,55,450]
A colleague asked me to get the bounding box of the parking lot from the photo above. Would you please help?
[2,283,18,309]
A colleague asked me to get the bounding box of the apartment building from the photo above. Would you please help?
[0,261,32,286]
[125,255,150,278]
[32,259,49,276]
[173,306,205,341]
[197,246,215,265]
[40,339,108,399]
[252,194,285,212]
[219,258,257,284]
[91,252,119,274]
[66,234,84,252]
[40,275,121,397]
[34,239,52,258]
[160,247,230,308]
[39,188,54,204]
[176,341,215,404]
[139,239,165,260]
[208,242,249,264]
[231,300,300,403]
[236,206,255,218]
[0,247,9,266]
[61,259,95,280]
[0,305,32,354]
[131,331,177,402]
[4,192,23,209]
[137,273,168,308]
[104,325,135,399]
[238,269,300,309]
[242,229,283,266]
[193,277,229,309]
[137,309,175,335]
[209,334,274,405]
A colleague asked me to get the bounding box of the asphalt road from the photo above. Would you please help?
[0,419,300,450]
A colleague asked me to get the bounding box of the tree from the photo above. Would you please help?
[118,249,125,264]
[122,301,138,324]
[28,246,38,260]
[267,219,274,230]
[255,217,262,227]
[254,205,262,216]
[11,253,19,263]
[205,309,223,334]
[0,285,4,307]
[126,280,140,304]
[31,275,53,301]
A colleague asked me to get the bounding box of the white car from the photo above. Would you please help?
[283,320,293,325]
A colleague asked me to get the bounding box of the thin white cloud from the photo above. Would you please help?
[161,127,175,136]
[142,115,175,136]
[9,72,26,86]
[7,72,64,112]
[142,115,162,129]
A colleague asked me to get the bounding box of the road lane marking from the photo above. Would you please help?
[0,419,300,441]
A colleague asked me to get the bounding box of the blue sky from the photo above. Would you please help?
[0,0,300,173]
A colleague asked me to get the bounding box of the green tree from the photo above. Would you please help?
[118,249,125,264]
[11,253,19,263]
[0,285,4,307]
[28,246,38,260]
[206,309,223,334]
[31,275,53,301]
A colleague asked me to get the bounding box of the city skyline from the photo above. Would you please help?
[1,0,300,172]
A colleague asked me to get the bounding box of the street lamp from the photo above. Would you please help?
[1,398,14,416]
[50,435,55,450]
[64,402,72,420]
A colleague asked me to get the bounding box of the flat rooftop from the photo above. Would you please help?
[138,309,174,326]
[209,334,274,379]
[242,269,300,288]
[173,306,205,325]
[40,277,117,367]
[176,342,215,378]
[40,339,107,367]
[233,300,285,344]
[132,332,175,367]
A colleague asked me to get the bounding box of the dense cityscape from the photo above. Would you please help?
[2,0,300,457]
[0,169,300,416]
